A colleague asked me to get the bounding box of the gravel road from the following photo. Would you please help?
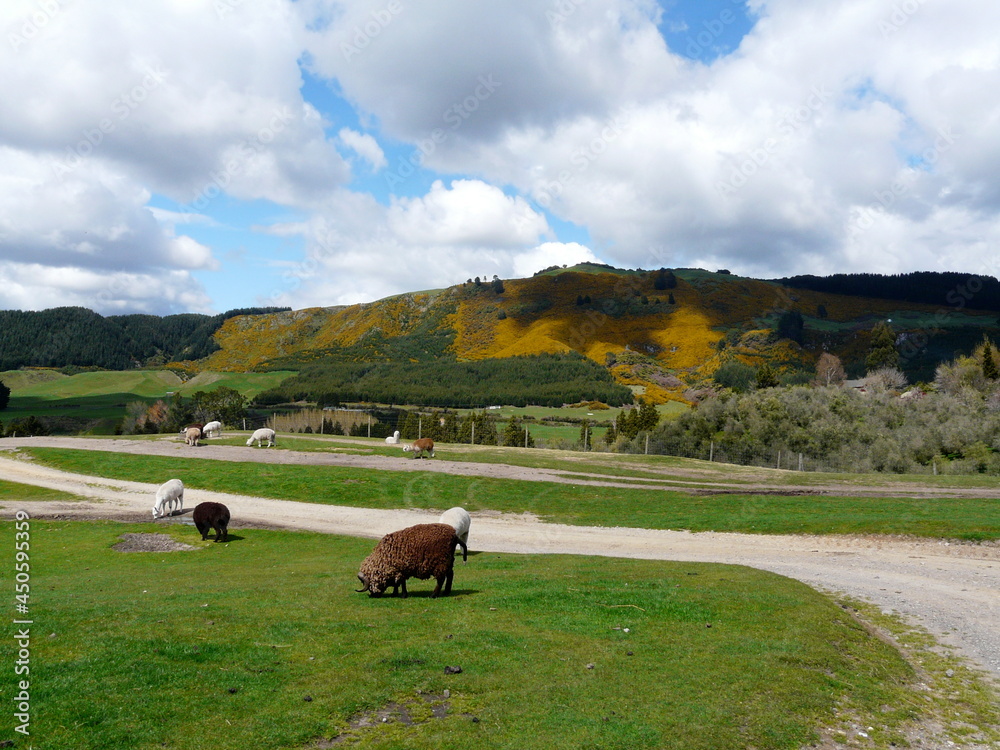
[1,436,998,685]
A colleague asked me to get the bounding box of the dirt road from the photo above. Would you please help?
[1,437,998,683]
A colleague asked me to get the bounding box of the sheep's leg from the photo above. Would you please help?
[444,568,454,595]
[399,579,408,598]
[458,541,468,563]
[431,575,444,598]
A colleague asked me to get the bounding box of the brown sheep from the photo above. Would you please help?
[402,437,435,458]
[356,523,459,598]
[193,501,230,542]
[184,426,201,446]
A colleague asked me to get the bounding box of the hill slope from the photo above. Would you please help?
[197,265,1000,402]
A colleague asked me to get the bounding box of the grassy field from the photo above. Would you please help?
[0,370,295,423]
[21,446,1000,540]
[0,519,980,750]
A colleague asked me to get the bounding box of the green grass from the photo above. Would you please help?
[1,370,295,423]
[0,479,87,503]
[0,520,941,750]
[21,447,1000,540]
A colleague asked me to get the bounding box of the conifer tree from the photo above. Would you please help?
[982,339,999,381]
[502,416,534,447]
[755,363,780,389]
[636,399,660,432]
[866,321,899,372]
[0,379,9,411]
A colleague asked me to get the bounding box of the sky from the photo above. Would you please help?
[1,0,999,316]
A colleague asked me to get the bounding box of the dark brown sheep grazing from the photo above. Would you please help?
[356,523,459,598]
[193,502,230,542]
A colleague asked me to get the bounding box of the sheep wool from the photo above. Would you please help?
[356,523,460,598]
[438,506,471,562]
[193,501,230,543]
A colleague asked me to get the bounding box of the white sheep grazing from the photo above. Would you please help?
[202,420,222,438]
[438,506,470,562]
[184,426,201,446]
[153,478,184,519]
[246,427,276,447]
[384,430,401,445]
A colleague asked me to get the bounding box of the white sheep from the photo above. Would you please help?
[246,427,276,447]
[384,430,401,445]
[153,478,184,519]
[438,506,470,562]
[202,420,222,438]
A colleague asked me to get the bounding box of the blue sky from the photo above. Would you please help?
[2,0,999,315]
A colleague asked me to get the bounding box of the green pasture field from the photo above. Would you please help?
[0,370,295,422]
[0,479,85,503]
[235,433,1000,496]
[4,519,992,750]
[20,446,1000,540]
[457,402,687,424]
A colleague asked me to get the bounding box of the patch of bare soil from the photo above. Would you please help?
[112,532,198,553]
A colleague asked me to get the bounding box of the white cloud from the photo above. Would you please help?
[0,0,351,206]
[512,242,601,278]
[0,146,215,313]
[337,127,386,171]
[258,181,587,307]
[387,180,549,248]
[4,0,1000,317]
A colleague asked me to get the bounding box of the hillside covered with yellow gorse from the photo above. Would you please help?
[193,265,1000,403]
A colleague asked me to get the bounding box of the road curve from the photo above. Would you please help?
[1,441,998,683]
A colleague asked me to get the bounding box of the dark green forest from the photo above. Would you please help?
[256,352,635,408]
[776,272,1000,310]
[0,306,288,370]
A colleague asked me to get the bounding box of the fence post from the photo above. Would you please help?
[776,450,781,470]
[709,441,714,462]
[525,428,529,449]
[645,434,649,455]
[368,415,371,439]
[471,422,475,445]
[798,452,803,471]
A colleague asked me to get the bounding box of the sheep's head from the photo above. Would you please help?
[245,437,254,446]
[356,572,386,597]
[402,445,412,452]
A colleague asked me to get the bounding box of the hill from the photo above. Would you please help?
[0,306,288,370]
[4,267,999,406]
[197,265,1000,404]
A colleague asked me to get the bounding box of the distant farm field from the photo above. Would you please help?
[0,369,296,425]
